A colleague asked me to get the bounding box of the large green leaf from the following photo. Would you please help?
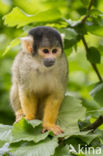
[86,47,101,64]
[90,83,103,106]
[13,0,47,14]
[13,0,67,15]
[0,124,12,144]
[3,7,62,28]
[57,96,86,138]
[10,138,58,156]
[11,118,49,143]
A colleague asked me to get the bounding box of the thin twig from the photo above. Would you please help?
[81,0,94,23]
[82,36,102,82]
[82,115,103,132]
[81,0,102,81]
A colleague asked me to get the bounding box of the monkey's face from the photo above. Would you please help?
[21,26,64,68]
[38,46,62,67]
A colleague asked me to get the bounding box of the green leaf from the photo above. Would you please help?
[0,143,9,156]
[3,7,62,28]
[59,28,78,40]
[90,82,103,106]
[64,37,80,49]
[3,38,20,56]
[11,118,49,143]
[0,124,12,143]
[10,138,58,156]
[71,133,100,145]
[86,47,101,64]
[86,17,103,36]
[13,0,46,14]
[27,119,42,128]
[53,144,71,156]
[81,99,101,117]
[64,19,81,27]
[87,9,103,17]
[57,96,86,138]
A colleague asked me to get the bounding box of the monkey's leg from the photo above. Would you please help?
[42,95,64,135]
[10,84,24,122]
[19,89,37,120]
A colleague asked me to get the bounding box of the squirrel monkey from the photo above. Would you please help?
[10,26,68,135]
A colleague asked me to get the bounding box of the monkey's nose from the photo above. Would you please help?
[44,58,55,67]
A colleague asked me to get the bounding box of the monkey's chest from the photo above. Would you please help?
[23,70,59,94]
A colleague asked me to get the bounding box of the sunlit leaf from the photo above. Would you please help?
[3,7,62,28]
[3,38,20,56]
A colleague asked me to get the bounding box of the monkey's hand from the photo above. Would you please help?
[42,123,64,135]
[15,109,24,123]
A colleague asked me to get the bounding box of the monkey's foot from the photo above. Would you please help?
[15,109,24,123]
[42,123,64,135]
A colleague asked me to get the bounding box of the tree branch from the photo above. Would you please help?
[82,36,102,82]
[81,0,94,23]
[82,115,103,132]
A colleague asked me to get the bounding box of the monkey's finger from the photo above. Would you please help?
[42,126,64,135]
[52,126,64,135]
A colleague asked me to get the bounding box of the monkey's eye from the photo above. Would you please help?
[52,49,57,53]
[43,49,49,54]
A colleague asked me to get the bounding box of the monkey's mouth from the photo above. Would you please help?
[43,59,55,67]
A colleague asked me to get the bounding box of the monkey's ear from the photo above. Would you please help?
[20,36,33,53]
[61,33,65,43]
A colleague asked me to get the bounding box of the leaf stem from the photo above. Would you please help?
[82,36,102,82]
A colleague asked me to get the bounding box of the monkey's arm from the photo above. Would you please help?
[42,93,64,135]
